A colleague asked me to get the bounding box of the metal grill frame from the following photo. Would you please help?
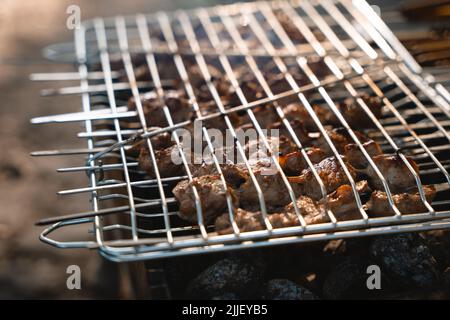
[31,0,450,262]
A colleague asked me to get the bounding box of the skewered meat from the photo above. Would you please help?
[128,90,193,127]
[363,154,419,192]
[288,156,358,200]
[173,174,239,223]
[279,147,326,175]
[215,180,370,234]
[343,140,383,169]
[365,185,436,217]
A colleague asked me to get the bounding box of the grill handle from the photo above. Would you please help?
[40,218,99,249]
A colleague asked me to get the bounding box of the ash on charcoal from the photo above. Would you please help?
[261,279,317,300]
[322,258,374,299]
[185,257,264,299]
[423,230,450,271]
[212,292,240,300]
[443,267,450,286]
[370,233,439,289]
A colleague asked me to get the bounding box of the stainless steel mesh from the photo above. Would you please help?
[31,0,450,262]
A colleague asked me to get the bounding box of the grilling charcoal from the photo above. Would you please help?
[369,233,439,289]
[423,230,450,271]
[322,257,376,299]
[185,257,264,299]
[212,292,240,300]
[443,267,450,286]
[261,279,317,300]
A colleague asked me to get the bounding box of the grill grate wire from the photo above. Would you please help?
[31,0,450,262]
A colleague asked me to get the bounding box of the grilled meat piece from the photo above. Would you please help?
[310,128,353,156]
[337,94,383,129]
[216,180,370,234]
[285,180,370,224]
[365,184,436,217]
[289,156,358,200]
[282,103,335,131]
[343,140,383,169]
[282,94,383,131]
[173,174,239,223]
[238,104,280,129]
[214,208,299,234]
[279,147,326,175]
[138,144,187,178]
[243,134,298,160]
[189,161,248,188]
[128,90,193,127]
[268,119,311,145]
[364,154,419,192]
[275,11,307,43]
[128,130,174,157]
[238,158,301,210]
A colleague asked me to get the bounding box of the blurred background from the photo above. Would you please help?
[0,0,448,299]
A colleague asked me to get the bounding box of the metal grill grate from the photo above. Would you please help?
[31,0,450,262]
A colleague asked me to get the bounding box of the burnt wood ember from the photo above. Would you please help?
[261,279,317,300]
[370,233,439,289]
[172,174,239,223]
[185,257,264,299]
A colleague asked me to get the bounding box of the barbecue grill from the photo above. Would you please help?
[31,0,450,268]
